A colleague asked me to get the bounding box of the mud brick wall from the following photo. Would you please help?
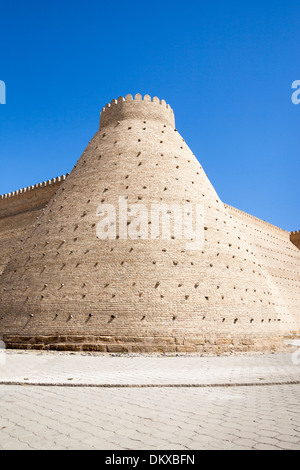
[0,178,65,275]
[226,205,300,334]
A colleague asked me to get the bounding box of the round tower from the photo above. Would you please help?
[99,94,175,130]
[0,94,291,353]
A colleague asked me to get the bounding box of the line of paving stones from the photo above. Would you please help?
[1,380,300,387]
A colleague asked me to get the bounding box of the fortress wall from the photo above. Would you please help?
[0,109,291,352]
[0,209,43,275]
[0,177,65,275]
[0,174,298,342]
[0,92,298,352]
[226,205,300,332]
[0,176,66,219]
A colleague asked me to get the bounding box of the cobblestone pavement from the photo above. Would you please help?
[0,350,299,450]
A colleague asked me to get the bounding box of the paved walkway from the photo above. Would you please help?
[0,350,300,386]
[0,350,299,450]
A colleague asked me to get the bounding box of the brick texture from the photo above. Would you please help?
[0,178,65,275]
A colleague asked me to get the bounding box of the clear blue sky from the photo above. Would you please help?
[0,0,299,231]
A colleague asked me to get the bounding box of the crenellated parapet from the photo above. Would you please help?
[0,175,68,200]
[291,230,300,250]
[225,204,288,234]
[0,174,69,219]
[99,93,175,129]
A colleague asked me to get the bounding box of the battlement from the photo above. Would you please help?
[291,230,300,250]
[0,175,68,219]
[99,93,175,129]
[225,204,288,234]
[0,175,68,201]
